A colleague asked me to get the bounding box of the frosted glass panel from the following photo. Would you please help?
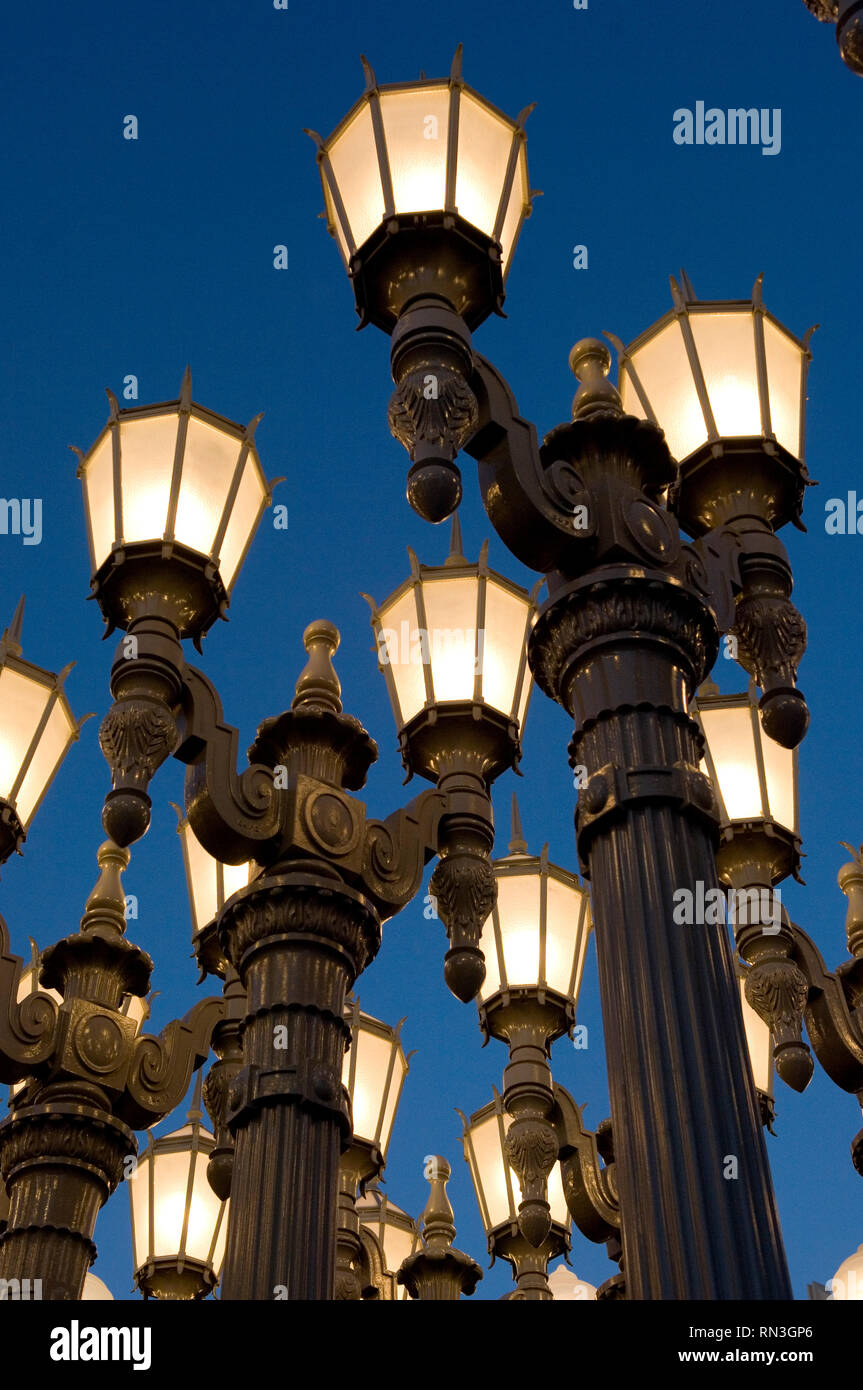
[329,103,384,251]
[184,828,218,932]
[470,1113,512,1228]
[422,576,479,703]
[456,93,513,239]
[0,667,50,803]
[545,875,585,997]
[15,694,76,826]
[764,317,804,457]
[628,320,704,461]
[740,970,773,1095]
[691,311,760,438]
[344,1029,391,1146]
[500,144,528,276]
[483,580,529,717]
[496,874,541,988]
[700,706,761,821]
[478,907,501,1000]
[83,433,115,570]
[177,418,240,557]
[218,454,266,590]
[378,588,425,724]
[760,730,796,833]
[120,415,178,543]
[380,87,449,213]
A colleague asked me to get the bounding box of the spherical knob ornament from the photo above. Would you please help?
[759,689,809,749]
[443,944,485,1003]
[207,1150,233,1202]
[518,1197,552,1249]
[774,1039,814,1093]
[406,458,463,524]
[102,789,152,848]
[839,7,863,74]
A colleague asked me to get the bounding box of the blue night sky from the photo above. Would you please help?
[1,0,861,1301]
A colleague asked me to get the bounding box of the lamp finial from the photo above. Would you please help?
[444,510,467,567]
[292,620,343,714]
[1,595,25,658]
[509,793,529,855]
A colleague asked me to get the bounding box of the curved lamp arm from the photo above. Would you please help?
[175,664,283,864]
[789,922,863,1092]
[118,994,225,1130]
[0,914,59,1083]
[553,1083,619,1244]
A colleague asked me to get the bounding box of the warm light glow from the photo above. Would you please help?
[464,1103,570,1235]
[695,690,798,834]
[478,853,592,1005]
[78,394,270,597]
[619,286,807,467]
[130,1123,228,1279]
[548,1264,597,1300]
[342,1006,408,1158]
[177,815,252,934]
[356,1190,420,1301]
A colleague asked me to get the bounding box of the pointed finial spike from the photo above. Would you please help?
[105,387,121,419]
[360,54,377,90]
[450,42,463,80]
[679,268,697,301]
[180,365,193,406]
[509,793,528,855]
[2,596,25,656]
[444,511,466,567]
[292,619,343,713]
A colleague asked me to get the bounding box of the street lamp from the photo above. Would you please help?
[831,1243,863,1299]
[317,49,811,1296]
[130,1084,228,1300]
[460,1089,570,1299]
[547,1264,597,1300]
[75,369,277,642]
[355,1185,421,1300]
[0,598,87,864]
[365,515,536,785]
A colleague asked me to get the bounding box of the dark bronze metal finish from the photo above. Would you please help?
[802,0,863,73]
[0,841,221,1299]
[397,1156,481,1300]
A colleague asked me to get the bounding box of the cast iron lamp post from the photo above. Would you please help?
[72,372,536,1299]
[312,52,819,1299]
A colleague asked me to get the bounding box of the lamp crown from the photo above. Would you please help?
[292,620,343,714]
[508,792,529,855]
[569,338,622,420]
[443,511,467,568]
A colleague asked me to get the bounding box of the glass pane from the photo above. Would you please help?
[378,587,425,724]
[619,367,649,421]
[121,994,147,1034]
[344,1027,392,1146]
[470,1112,512,1228]
[128,1152,151,1269]
[380,87,449,214]
[379,1049,407,1158]
[183,827,218,933]
[82,432,115,571]
[120,414,178,544]
[764,317,803,457]
[329,102,384,251]
[218,453,267,591]
[759,727,796,833]
[628,320,705,462]
[421,576,479,703]
[690,310,761,439]
[545,875,586,998]
[223,859,251,899]
[211,1199,229,1276]
[184,1151,222,1264]
[478,907,500,1000]
[496,873,541,988]
[176,417,242,558]
[323,178,349,263]
[699,705,762,821]
[0,666,51,804]
[482,580,530,717]
[15,693,76,826]
[548,1156,569,1229]
[500,143,528,277]
[517,668,532,735]
[455,92,513,239]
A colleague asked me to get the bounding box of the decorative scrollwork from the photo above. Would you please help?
[119,996,224,1129]
[99,701,178,785]
[388,368,479,461]
[0,915,59,1083]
